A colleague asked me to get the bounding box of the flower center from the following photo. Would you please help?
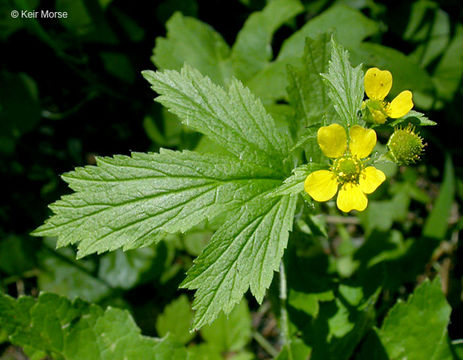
[332,156,363,183]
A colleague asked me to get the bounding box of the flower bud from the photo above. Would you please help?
[362,99,387,124]
[387,124,424,165]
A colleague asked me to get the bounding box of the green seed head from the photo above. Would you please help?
[387,125,425,165]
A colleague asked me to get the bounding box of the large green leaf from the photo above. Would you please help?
[152,4,378,105]
[286,34,333,130]
[423,155,455,239]
[152,12,232,86]
[277,5,378,61]
[231,0,303,82]
[247,5,379,102]
[433,24,463,101]
[286,34,335,162]
[152,0,303,87]
[404,1,450,68]
[143,65,291,171]
[182,194,297,329]
[33,150,281,257]
[321,38,364,126]
[0,292,187,360]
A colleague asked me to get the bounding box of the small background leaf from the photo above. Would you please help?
[366,277,452,360]
[156,295,194,345]
[200,299,252,353]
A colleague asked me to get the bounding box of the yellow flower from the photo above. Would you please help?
[304,124,386,212]
[363,67,414,124]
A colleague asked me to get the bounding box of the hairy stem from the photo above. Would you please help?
[279,261,291,354]
[253,331,278,358]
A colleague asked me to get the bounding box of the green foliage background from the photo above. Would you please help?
[1,0,463,359]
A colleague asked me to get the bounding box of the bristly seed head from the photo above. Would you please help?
[387,124,425,165]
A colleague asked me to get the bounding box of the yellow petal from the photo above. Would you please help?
[387,90,413,118]
[364,67,392,101]
[304,170,338,202]
[359,166,386,194]
[349,125,377,158]
[317,124,347,158]
[336,183,368,212]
